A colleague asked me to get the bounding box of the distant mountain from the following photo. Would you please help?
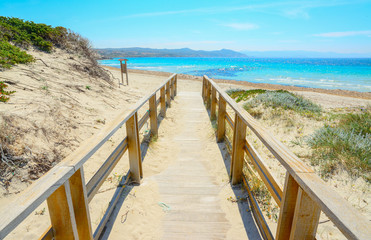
[240,50,371,58]
[95,47,247,58]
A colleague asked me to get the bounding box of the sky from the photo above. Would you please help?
[1,0,371,53]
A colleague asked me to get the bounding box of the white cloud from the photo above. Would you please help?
[222,23,259,30]
[314,30,371,37]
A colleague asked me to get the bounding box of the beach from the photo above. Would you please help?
[1,58,370,239]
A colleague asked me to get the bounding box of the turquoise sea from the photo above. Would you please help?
[99,58,371,92]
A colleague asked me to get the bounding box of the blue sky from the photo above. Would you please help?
[1,0,371,53]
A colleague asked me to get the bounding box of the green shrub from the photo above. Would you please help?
[244,91,322,116]
[226,88,267,102]
[0,81,15,102]
[307,109,371,181]
[0,40,34,68]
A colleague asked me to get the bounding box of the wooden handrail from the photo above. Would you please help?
[0,74,178,240]
[202,75,371,240]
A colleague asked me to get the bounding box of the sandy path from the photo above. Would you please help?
[102,91,261,239]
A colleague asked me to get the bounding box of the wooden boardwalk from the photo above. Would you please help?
[147,92,259,239]
[2,74,369,240]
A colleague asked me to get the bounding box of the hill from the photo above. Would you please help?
[95,47,247,58]
[241,50,371,58]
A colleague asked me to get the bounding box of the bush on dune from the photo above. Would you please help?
[307,108,371,181]
[0,16,110,82]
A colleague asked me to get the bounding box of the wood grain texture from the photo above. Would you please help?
[149,94,158,137]
[204,75,371,239]
[69,168,93,239]
[161,86,166,117]
[244,141,283,206]
[289,188,321,240]
[211,86,217,119]
[166,81,171,108]
[126,113,142,183]
[47,182,79,240]
[217,96,226,142]
[230,114,247,185]
[276,173,299,240]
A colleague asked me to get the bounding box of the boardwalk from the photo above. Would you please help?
[102,91,261,239]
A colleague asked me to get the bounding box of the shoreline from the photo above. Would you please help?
[104,66,371,100]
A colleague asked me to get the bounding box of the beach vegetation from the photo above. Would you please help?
[0,16,112,82]
[226,88,267,102]
[307,108,371,181]
[0,81,15,102]
[243,90,322,117]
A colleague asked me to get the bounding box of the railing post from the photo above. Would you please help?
[174,74,177,96]
[160,86,166,117]
[202,76,206,100]
[211,87,217,120]
[217,96,226,142]
[47,181,79,240]
[171,77,176,100]
[126,112,142,182]
[69,168,93,239]
[206,82,211,109]
[149,94,158,137]
[230,114,247,184]
[276,173,321,240]
[166,81,171,108]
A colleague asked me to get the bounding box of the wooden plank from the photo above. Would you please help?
[210,86,217,119]
[230,114,247,184]
[86,138,128,202]
[206,81,211,109]
[93,173,131,240]
[0,74,177,239]
[174,75,177,96]
[276,173,299,240]
[225,112,234,129]
[156,96,161,107]
[138,110,150,130]
[204,75,371,239]
[171,77,175,100]
[217,96,226,142]
[39,226,53,240]
[297,172,371,240]
[166,81,171,108]
[242,176,274,240]
[149,94,158,137]
[69,168,93,239]
[126,112,142,182]
[0,166,74,239]
[244,141,283,206]
[161,86,166,117]
[47,182,79,240]
[289,188,321,240]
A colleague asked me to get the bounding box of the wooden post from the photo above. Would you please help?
[126,112,142,182]
[47,182,79,240]
[174,75,177,96]
[166,81,171,108]
[202,77,206,100]
[149,94,158,137]
[160,87,166,117]
[217,96,226,142]
[230,114,247,185]
[289,188,321,239]
[206,82,211,109]
[276,173,299,240]
[276,173,321,240]
[211,87,217,119]
[69,168,93,240]
[170,77,175,100]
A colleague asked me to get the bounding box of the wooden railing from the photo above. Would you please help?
[0,74,178,240]
[202,75,370,240]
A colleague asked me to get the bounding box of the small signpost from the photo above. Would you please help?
[118,58,129,86]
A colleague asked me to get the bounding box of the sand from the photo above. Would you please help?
[0,50,370,239]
